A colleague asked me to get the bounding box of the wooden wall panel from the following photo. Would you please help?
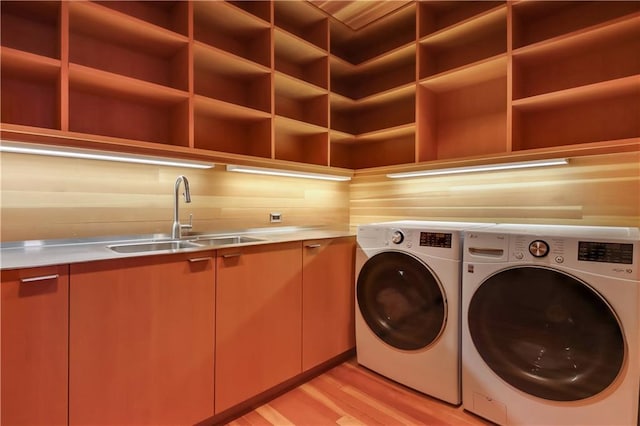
[1,151,638,243]
[350,152,640,228]
[0,153,350,242]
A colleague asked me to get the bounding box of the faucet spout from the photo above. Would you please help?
[172,175,192,239]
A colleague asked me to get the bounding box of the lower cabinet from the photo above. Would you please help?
[302,237,356,371]
[1,236,355,423]
[1,265,69,426]
[69,252,215,425]
[215,241,303,414]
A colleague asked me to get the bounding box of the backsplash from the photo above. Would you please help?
[0,153,350,242]
[1,150,638,242]
[350,151,640,228]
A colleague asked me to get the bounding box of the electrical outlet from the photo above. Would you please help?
[269,212,282,223]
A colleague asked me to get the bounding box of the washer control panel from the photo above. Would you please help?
[513,236,564,264]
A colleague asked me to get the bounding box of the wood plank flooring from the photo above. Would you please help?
[226,359,492,425]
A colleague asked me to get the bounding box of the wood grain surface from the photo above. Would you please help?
[350,151,640,228]
[0,152,350,241]
[227,358,490,426]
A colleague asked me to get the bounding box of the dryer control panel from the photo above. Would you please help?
[578,241,634,264]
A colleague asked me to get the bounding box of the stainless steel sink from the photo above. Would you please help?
[193,236,265,246]
[108,240,201,254]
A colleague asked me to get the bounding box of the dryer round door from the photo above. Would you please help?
[468,266,625,401]
[357,251,446,351]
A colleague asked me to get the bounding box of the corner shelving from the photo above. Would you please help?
[328,2,417,170]
[1,0,638,174]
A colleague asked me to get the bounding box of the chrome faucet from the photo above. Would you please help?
[171,175,192,239]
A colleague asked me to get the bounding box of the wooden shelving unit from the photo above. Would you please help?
[1,1,638,174]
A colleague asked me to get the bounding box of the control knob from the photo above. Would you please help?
[391,230,404,244]
[529,240,549,258]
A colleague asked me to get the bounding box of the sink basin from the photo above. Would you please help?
[108,240,201,254]
[194,236,264,246]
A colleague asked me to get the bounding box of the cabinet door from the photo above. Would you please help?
[302,237,356,371]
[215,241,302,414]
[69,253,215,425]
[1,265,69,426]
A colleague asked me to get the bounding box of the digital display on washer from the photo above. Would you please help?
[578,241,634,264]
[420,232,452,248]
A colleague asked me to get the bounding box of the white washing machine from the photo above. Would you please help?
[462,224,640,425]
[356,220,491,405]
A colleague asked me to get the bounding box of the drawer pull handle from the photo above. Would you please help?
[468,248,504,257]
[222,253,241,259]
[20,274,59,283]
[188,257,212,263]
[305,244,322,249]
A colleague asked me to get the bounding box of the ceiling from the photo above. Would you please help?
[308,0,412,30]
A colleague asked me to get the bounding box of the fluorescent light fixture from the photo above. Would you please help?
[226,165,351,181]
[0,141,214,169]
[386,158,569,179]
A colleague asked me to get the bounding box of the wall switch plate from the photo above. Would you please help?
[270,212,282,223]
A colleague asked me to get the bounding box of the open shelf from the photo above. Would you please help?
[331,87,415,136]
[194,42,271,114]
[228,1,271,23]
[274,1,328,51]
[417,75,508,162]
[1,48,60,130]
[274,28,329,89]
[68,1,189,91]
[419,5,507,79]
[512,78,640,151]
[331,44,416,100]
[275,72,328,128]
[68,64,189,147]
[0,1,60,59]
[330,133,416,170]
[274,116,329,166]
[419,1,504,38]
[194,96,272,158]
[94,1,189,36]
[193,1,271,68]
[329,3,416,65]
[512,14,640,99]
[512,1,640,49]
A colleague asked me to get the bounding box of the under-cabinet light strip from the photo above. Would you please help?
[0,141,214,169]
[226,165,351,181]
[386,158,569,179]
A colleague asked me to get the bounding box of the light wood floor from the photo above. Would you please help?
[226,359,492,425]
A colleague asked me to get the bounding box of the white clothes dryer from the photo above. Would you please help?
[462,224,640,425]
[356,221,491,405]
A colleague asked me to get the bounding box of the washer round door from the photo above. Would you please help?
[468,266,625,401]
[357,251,447,351]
